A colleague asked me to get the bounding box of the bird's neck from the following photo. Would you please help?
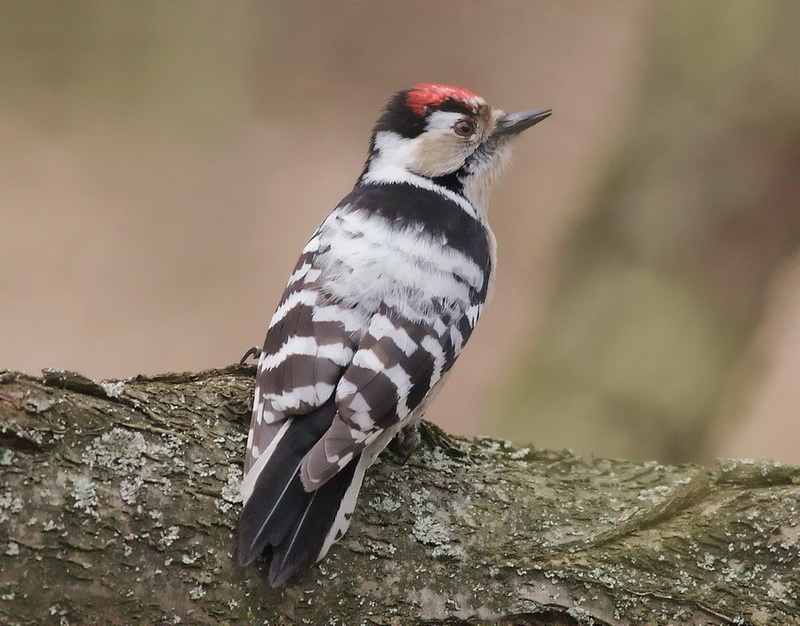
[359,161,483,222]
[358,142,510,221]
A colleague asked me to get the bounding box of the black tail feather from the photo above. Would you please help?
[268,456,358,586]
[236,399,360,586]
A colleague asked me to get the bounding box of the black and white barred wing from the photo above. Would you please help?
[241,234,357,494]
[300,305,470,490]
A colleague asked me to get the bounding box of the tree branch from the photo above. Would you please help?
[0,367,797,625]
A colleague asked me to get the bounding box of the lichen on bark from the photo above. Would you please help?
[0,366,797,625]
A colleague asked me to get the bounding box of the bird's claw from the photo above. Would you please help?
[239,346,263,365]
[389,423,423,465]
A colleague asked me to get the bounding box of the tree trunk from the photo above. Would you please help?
[1,366,797,625]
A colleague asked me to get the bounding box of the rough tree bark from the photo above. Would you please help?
[0,366,797,625]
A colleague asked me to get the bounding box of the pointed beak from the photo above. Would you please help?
[492,109,552,138]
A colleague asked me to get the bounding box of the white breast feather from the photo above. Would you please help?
[313,208,482,325]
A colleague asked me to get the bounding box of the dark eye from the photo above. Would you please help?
[453,119,476,137]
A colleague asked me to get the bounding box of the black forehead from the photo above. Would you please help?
[372,90,474,139]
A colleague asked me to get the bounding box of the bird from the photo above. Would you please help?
[237,83,550,586]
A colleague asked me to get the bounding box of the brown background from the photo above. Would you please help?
[1,2,797,463]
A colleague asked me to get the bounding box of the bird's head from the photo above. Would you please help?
[361,83,551,210]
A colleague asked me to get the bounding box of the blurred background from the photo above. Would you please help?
[1,2,797,465]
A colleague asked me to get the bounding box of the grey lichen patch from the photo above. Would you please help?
[99,381,125,398]
[120,475,144,505]
[431,540,465,560]
[409,488,434,514]
[0,491,23,522]
[83,427,149,504]
[412,516,450,546]
[180,551,201,566]
[216,464,242,514]
[474,437,510,456]
[636,484,673,503]
[84,427,147,474]
[408,488,465,561]
[41,519,63,532]
[158,525,180,549]
[416,446,460,475]
[69,476,99,518]
[369,495,401,514]
[153,434,187,471]
[507,446,533,462]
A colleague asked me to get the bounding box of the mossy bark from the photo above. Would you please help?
[1,367,797,625]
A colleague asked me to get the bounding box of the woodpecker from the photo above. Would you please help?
[237,83,550,586]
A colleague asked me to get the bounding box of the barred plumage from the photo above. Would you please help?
[237,83,550,586]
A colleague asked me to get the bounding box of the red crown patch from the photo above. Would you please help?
[406,83,481,115]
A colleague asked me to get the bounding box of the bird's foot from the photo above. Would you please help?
[389,423,422,465]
